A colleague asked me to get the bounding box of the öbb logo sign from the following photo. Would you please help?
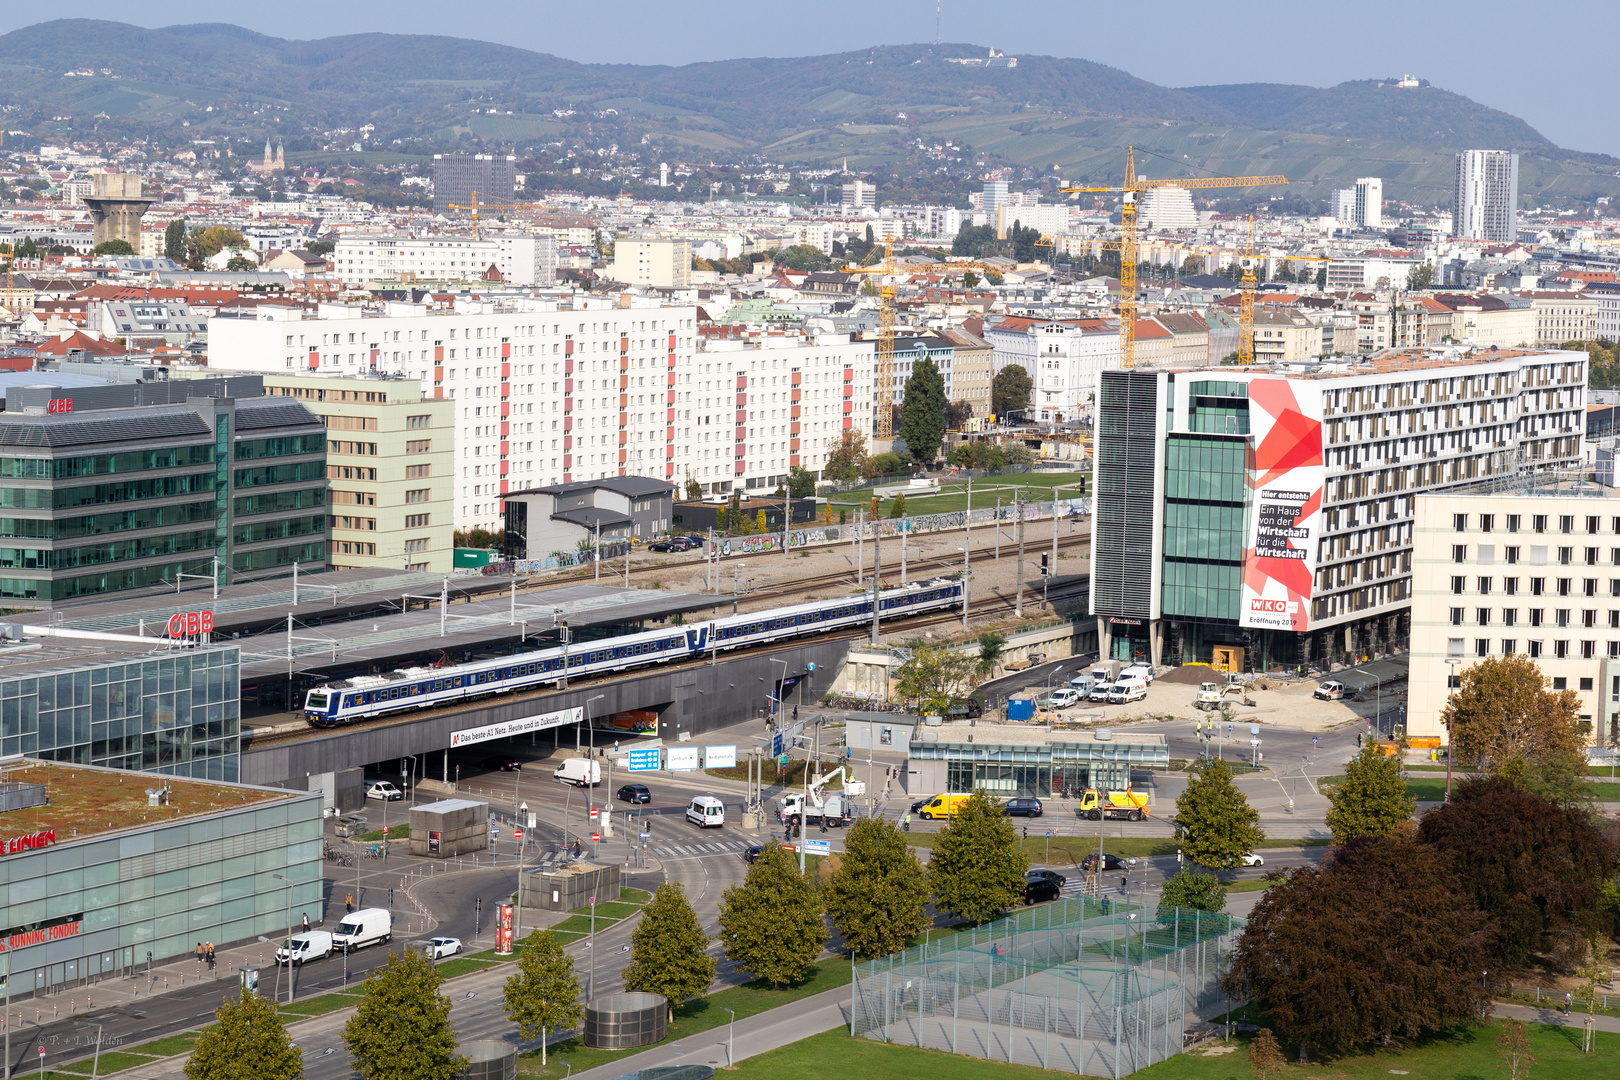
[167,611,214,638]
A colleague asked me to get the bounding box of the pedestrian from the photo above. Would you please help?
[301,912,310,933]
[205,943,215,971]
[345,891,354,914]
[195,942,204,965]
[1564,991,1572,1015]
[902,812,911,832]
[1120,874,1128,894]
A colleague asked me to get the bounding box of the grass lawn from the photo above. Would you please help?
[465,947,519,963]
[57,1051,160,1075]
[125,1034,199,1058]
[551,914,618,934]
[1133,1020,1619,1080]
[620,887,652,904]
[829,473,1091,517]
[728,1027,1063,1080]
[908,833,1327,864]
[1220,878,1275,894]
[358,823,410,842]
[434,956,502,980]
[277,990,367,1018]
[572,901,641,920]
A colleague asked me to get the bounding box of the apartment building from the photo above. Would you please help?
[432,153,516,216]
[937,327,993,419]
[1355,177,1384,228]
[985,316,1118,422]
[1408,482,1620,747]
[1526,293,1600,346]
[1454,150,1519,244]
[608,239,692,289]
[248,374,453,573]
[1089,348,1588,672]
[331,234,554,288]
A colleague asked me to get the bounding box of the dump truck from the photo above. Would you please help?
[1076,787,1150,822]
[1195,682,1221,710]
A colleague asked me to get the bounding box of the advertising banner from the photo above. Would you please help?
[495,902,515,955]
[704,745,737,769]
[449,707,583,748]
[1240,379,1324,632]
[666,746,700,771]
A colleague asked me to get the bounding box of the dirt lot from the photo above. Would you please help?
[1053,673,1406,734]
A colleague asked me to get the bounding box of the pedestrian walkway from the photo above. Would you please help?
[1494,1001,1620,1032]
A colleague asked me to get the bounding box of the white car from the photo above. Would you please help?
[1046,688,1083,708]
[1240,853,1265,867]
[365,781,404,802]
[424,936,462,959]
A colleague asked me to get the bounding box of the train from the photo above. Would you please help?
[303,577,965,728]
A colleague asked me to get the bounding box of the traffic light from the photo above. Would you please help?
[1079,476,1087,497]
[1040,553,1049,577]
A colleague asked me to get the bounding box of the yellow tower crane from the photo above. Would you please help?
[1181,224,1332,364]
[1060,147,1287,368]
[447,190,527,240]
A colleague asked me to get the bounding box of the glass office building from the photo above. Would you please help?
[908,734,1168,798]
[0,760,320,999]
[3,646,241,781]
[0,376,326,605]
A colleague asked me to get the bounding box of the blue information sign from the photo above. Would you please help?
[804,839,831,856]
[627,748,661,772]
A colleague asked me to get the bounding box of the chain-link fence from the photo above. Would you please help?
[851,895,1240,1079]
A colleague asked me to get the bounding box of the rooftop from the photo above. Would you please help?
[916,721,1168,748]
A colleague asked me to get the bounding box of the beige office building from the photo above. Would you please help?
[1409,481,1619,749]
[183,371,455,572]
[608,238,692,289]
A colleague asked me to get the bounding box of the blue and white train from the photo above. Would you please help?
[303,577,965,728]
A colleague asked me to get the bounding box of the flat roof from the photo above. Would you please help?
[0,638,236,681]
[0,758,294,845]
[1162,346,1578,381]
[1420,476,1620,501]
[916,721,1168,748]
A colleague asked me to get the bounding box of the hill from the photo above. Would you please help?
[0,21,1613,203]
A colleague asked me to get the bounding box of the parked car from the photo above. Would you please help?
[1045,688,1083,709]
[480,756,522,772]
[1027,868,1067,889]
[617,783,652,804]
[423,936,462,960]
[1106,679,1148,704]
[648,536,700,553]
[946,699,984,719]
[275,931,333,967]
[1240,853,1265,867]
[365,781,403,802]
[1314,681,1347,701]
[1023,871,1062,904]
[1003,797,1044,817]
[1079,853,1126,872]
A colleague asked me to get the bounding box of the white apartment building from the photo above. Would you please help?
[332,233,555,287]
[1590,283,1620,340]
[1138,189,1197,231]
[1331,188,1357,227]
[608,239,692,289]
[1454,150,1519,244]
[1527,293,1600,346]
[1408,483,1620,747]
[1355,177,1384,228]
[985,316,1119,422]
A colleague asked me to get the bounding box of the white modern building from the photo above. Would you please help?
[608,238,693,289]
[985,316,1119,422]
[332,233,556,288]
[1355,177,1384,228]
[1138,189,1197,231]
[1454,150,1519,243]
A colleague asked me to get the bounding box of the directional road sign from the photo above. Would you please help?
[627,747,660,771]
[804,839,831,856]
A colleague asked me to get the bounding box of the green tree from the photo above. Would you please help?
[502,929,581,1067]
[342,949,464,1080]
[1181,254,1204,276]
[895,644,977,716]
[1004,442,1034,466]
[184,985,302,1080]
[825,818,930,958]
[1174,758,1264,870]
[867,450,908,477]
[164,218,187,261]
[1325,743,1417,843]
[684,476,701,501]
[962,270,979,289]
[1497,1017,1535,1080]
[899,357,947,462]
[975,632,1005,677]
[755,509,767,534]
[787,465,816,499]
[889,493,907,519]
[92,239,135,256]
[226,253,258,272]
[1406,263,1435,290]
[822,429,869,483]
[718,842,826,988]
[773,244,830,272]
[943,399,972,430]
[1315,267,1327,288]
[991,365,1033,417]
[306,238,336,257]
[622,882,714,1019]
[1158,868,1227,915]
[1440,654,1588,803]
[927,791,1028,924]
[948,441,1006,471]
[1247,1028,1285,1080]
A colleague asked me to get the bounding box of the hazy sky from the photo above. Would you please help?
[9,1,1619,156]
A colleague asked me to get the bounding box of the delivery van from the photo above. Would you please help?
[686,794,726,828]
[332,908,391,953]
[554,758,601,787]
[275,931,334,966]
[1107,678,1149,704]
[915,793,972,820]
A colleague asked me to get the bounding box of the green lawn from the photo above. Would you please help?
[1220,878,1275,894]
[551,914,618,935]
[572,901,640,920]
[619,887,652,904]
[57,1052,160,1076]
[830,472,1090,516]
[1134,1020,1619,1080]
[358,823,410,842]
[434,956,502,980]
[125,1034,199,1058]
[277,990,367,1018]
[728,1027,1064,1080]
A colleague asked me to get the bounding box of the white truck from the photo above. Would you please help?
[554,758,601,787]
[275,931,334,966]
[779,767,866,828]
[332,908,392,953]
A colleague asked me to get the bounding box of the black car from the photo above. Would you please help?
[741,844,764,864]
[480,756,522,772]
[1080,853,1125,872]
[1022,871,1062,904]
[1003,797,1043,817]
[1028,868,1066,889]
[616,783,651,804]
[648,536,700,553]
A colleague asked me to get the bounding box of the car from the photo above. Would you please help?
[365,781,404,802]
[1046,688,1082,708]
[741,844,764,864]
[648,536,700,553]
[1079,852,1125,872]
[423,937,462,960]
[617,783,651,804]
[1313,681,1347,701]
[1002,797,1044,817]
[1027,868,1067,889]
[910,797,931,814]
[1022,872,1061,904]
[1240,853,1265,867]
[946,700,984,719]
[480,756,522,772]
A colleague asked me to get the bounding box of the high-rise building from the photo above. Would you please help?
[840,179,875,209]
[1453,150,1519,243]
[1138,188,1197,231]
[982,179,1009,227]
[432,153,517,216]
[608,238,692,289]
[1354,177,1383,228]
[1331,189,1356,226]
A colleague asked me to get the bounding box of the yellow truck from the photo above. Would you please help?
[1076,788,1150,822]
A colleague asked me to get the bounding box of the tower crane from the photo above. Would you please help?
[1060,147,1287,368]
[447,190,527,240]
[1180,223,1332,365]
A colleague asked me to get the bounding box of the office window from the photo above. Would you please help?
[1559,547,1573,566]
[1558,578,1572,596]
[1582,641,1596,660]
[1451,575,1466,594]
[1560,515,1574,534]
[1503,609,1517,626]
[1554,676,1568,689]
[1610,641,1620,659]
[1557,610,1570,628]
[1477,608,1491,625]
[1529,640,1543,657]
[404,538,431,553]
[1447,637,1465,656]
[1450,607,1464,626]
[1588,579,1600,597]
[404,514,430,529]
[406,415,432,429]
[1505,578,1519,595]
[1476,639,1490,657]
[1532,577,1546,596]
[1507,514,1521,532]
[1534,515,1548,533]
[406,464,432,478]
[1477,577,1492,594]
[1502,638,1517,655]
[1506,546,1520,564]
[1581,677,1595,691]
[405,488,430,504]
[1588,548,1600,566]
[1586,610,1599,628]
[1588,516,1601,534]
[1453,513,1467,532]
[406,439,432,454]
[1555,641,1570,659]
[1530,609,1544,627]
[1480,514,1495,533]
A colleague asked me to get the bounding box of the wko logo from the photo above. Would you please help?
[1249,599,1289,613]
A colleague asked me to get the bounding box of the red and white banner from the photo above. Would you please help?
[1241,380,1323,632]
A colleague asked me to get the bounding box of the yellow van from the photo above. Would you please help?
[915,793,972,820]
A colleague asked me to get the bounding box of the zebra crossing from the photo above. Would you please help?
[644,837,762,859]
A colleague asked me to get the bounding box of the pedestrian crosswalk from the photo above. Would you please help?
[643,838,758,859]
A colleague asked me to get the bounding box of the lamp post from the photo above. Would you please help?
[272,871,292,1003]
[1353,667,1382,738]
[584,694,604,851]
[516,797,528,941]
[1444,657,1462,802]
[724,1007,736,1067]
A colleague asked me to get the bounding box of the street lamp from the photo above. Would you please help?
[271,872,293,1003]
[724,1007,736,1067]
[1353,667,1382,738]
[516,797,528,942]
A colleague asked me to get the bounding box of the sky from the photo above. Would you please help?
[7,1,1619,156]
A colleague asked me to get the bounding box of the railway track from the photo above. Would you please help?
[243,577,1088,751]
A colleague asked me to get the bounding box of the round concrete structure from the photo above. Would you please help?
[457,1040,516,1080]
[584,992,668,1049]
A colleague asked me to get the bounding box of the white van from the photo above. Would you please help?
[686,795,725,828]
[1120,664,1154,685]
[275,931,334,966]
[1067,675,1095,695]
[1107,679,1148,704]
[332,908,392,953]
[554,758,601,787]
